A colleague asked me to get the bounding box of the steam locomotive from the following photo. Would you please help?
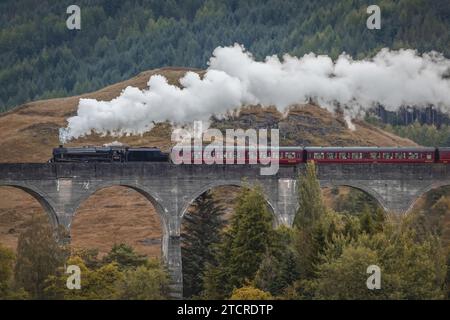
[50,145,450,164]
[51,146,169,163]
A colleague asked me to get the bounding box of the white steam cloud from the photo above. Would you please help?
[60,44,450,142]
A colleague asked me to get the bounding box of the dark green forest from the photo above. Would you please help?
[1,0,449,112]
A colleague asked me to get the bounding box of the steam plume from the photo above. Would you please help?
[60,44,450,142]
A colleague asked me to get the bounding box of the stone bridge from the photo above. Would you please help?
[1,162,450,298]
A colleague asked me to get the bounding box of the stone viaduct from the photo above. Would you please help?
[1,162,450,298]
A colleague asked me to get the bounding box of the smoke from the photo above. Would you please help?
[60,44,450,143]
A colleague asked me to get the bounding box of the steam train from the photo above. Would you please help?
[50,145,450,164]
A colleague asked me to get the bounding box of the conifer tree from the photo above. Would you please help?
[203,185,273,298]
[14,215,66,299]
[294,161,326,228]
[227,185,273,290]
[182,190,225,298]
[102,243,147,271]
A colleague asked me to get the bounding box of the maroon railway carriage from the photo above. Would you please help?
[437,147,450,163]
[304,147,436,164]
[170,146,304,164]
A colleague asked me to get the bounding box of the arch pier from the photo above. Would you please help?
[1,162,449,298]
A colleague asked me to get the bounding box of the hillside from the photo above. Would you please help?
[0,67,417,257]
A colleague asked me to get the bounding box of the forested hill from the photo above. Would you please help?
[1,0,449,113]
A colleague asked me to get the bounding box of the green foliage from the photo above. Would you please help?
[228,185,273,282]
[446,254,450,299]
[44,256,123,300]
[311,222,447,299]
[1,0,449,112]
[0,244,15,298]
[254,227,299,296]
[287,160,447,300]
[294,161,326,227]
[311,244,381,299]
[14,215,67,299]
[229,285,272,300]
[203,184,273,299]
[116,260,170,300]
[335,188,380,216]
[384,122,450,147]
[182,190,225,298]
[359,206,385,235]
[44,246,170,300]
[293,209,361,292]
[71,247,101,269]
[102,243,147,270]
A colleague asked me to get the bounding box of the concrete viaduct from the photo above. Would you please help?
[1,162,450,298]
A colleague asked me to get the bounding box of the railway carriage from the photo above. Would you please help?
[436,147,450,163]
[171,146,304,164]
[304,147,435,164]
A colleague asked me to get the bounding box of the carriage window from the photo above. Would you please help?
[286,152,295,159]
[383,152,393,159]
[325,152,336,160]
[314,152,324,159]
[370,152,380,159]
[426,153,432,160]
[408,152,419,159]
[395,152,406,159]
[339,152,349,160]
[352,153,363,159]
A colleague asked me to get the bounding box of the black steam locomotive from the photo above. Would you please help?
[50,145,169,163]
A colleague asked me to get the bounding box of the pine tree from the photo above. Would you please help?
[14,214,66,299]
[227,185,273,290]
[294,161,326,228]
[102,243,147,271]
[254,226,299,296]
[181,190,225,298]
[203,185,274,298]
